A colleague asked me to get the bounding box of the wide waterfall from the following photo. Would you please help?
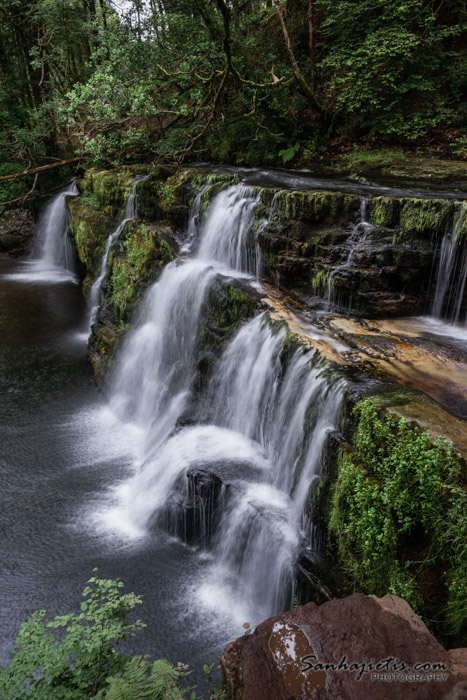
[97,182,344,625]
[432,203,467,325]
[88,176,147,328]
[36,179,79,275]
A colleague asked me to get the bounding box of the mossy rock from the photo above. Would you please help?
[266,189,360,227]
[195,279,259,389]
[453,201,467,239]
[88,321,127,384]
[327,396,466,647]
[80,168,133,212]
[399,198,453,236]
[106,221,176,322]
[68,197,117,279]
[368,197,398,228]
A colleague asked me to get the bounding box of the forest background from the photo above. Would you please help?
[0,0,466,211]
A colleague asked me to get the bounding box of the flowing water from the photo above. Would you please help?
[95,185,345,630]
[432,203,467,325]
[325,197,373,310]
[3,181,79,284]
[0,256,226,687]
[5,171,466,689]
[88,176,148,329]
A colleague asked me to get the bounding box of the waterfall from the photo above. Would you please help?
[201,316,344,617]
[37,180,79,272]
[432,204,467,324]
[325,197,371,310]
[110,260,218,456]
[197,185,260,275]
[88,176,147,328]
[98,181,344,625]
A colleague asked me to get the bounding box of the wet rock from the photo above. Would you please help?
[0,233,23,252]
[158,459,265,546]
[158,467,226,546]
[220,594,465,699]
[444,681,467,700]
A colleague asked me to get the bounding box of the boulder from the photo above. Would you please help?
[220,593,466,699]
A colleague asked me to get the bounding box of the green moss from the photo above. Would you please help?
[263,189,360,227]
[68,197,116,278]
[79,191,102,210]
[107,222,175,321]
[399,198,453,235]
[346,149,403,171]
[197,282,257,355]
[453,202,467,240]
[329,398,466,645]
[368,197,396,227]
[85,168,133,210]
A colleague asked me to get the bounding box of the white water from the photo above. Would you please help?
[94,181,344,628]
[325,197,372,310]
[5,180,79,284]
[432,203,467,325]
[197,185,260,275]
[88,177,147,328]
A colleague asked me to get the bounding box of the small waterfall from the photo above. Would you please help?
[99,181,344,625]
[36,180,79,273]
[197,185,260,274]
[88,176,147,328]
[325,197,371,310]
[110,260,218,454]
[180,181,212,254]
[432,204,467,324]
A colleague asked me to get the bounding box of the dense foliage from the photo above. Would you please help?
[329,399,467,646]
[0,571,194,699]
[0,0,465,189]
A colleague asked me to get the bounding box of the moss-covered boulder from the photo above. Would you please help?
[195,279,259,390]
[78,168,134,214]
[68,196,118,285]
[106,221,175,322]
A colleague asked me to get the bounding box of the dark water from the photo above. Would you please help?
[191,162,467,200]
[0,257,228,688]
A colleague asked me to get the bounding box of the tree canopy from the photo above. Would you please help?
[0,0,465,185]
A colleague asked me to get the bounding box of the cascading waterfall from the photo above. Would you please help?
[100,181,344,624]
[36,179,79,273]
[200,316,344,616]
[197,185,260,275]
[325,197,372,310]
[432,203,467,324]
[88,176,147,328]
[110,260,218,457]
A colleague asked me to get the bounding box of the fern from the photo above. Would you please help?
[102,655,186,700]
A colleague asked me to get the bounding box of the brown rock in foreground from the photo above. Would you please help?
[220,593,466,699]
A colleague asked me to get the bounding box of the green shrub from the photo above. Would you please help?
[329,399,466,642]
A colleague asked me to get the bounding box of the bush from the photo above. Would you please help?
[329,399,466,643]
[0,571,188,699]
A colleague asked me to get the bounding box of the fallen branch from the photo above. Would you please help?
[0,157,82,182]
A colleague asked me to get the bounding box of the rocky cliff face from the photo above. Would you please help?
[256,189,466,317]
